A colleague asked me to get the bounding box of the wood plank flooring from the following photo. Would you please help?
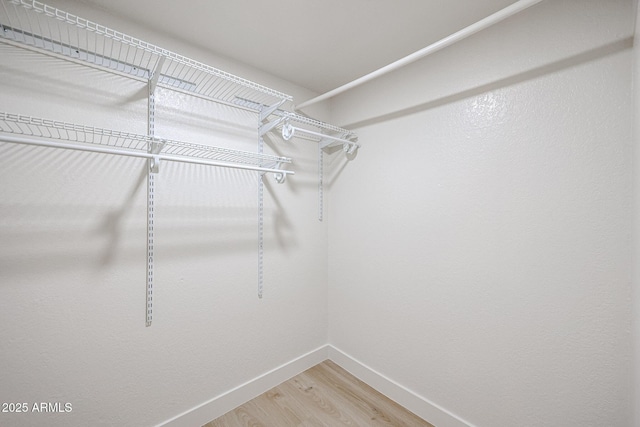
[203,360,434,427]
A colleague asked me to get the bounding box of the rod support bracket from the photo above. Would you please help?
[149,140,165,173]
[343,142,359,155]
[282,121,294,140]
[150,155,161,173]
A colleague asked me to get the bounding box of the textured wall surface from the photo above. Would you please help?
[328,0,634,426]
[0,0,637,426]
[0,1,329,426]
[634,1,640,425]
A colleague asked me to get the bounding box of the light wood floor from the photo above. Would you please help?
[203,360,434,427]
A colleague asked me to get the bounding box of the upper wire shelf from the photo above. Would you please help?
[0,112,293,177]
[0,0,293,109]
[234,98,359,152]
[281,112,360,154]
[284,112,356,139]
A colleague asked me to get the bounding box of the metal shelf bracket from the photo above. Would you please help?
[148,141,165,173]
[260,99,287,121]
[259,116,285,138]
[149,56,166,95]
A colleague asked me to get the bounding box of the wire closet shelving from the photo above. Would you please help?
[0,0,359,326]
[0,0,293,108]
[0,112,293,177]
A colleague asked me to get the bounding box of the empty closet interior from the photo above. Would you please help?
[1,0,637,426]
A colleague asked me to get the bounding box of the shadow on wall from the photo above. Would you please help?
[95,162,148,266]
[264,177,294,254]
[155,101,258,142]
[325,143,358,189]
[0,45,147,117]
[0,145,295,279]
[344,37,633,130]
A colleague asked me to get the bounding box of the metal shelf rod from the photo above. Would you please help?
[286,126,355,145]
[282,124,358,153]
[0,134,294,176]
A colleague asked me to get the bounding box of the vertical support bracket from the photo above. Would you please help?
[146,153,156,327]
[146,93,156,326]
[256,100,290,298]
[318,144,324,222]
[149,55,166,95]
[145,56,165,327]
[258,171,265,299]
[257,129,265,299]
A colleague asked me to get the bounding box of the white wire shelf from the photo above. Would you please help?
[284,112,356,139]
[0,112,294,177]
[0,0,293,109]
[282,111,359,152]
[234,98,359,151]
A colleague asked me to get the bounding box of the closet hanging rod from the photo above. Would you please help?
[0,135,294,176]
[295,0,544,110]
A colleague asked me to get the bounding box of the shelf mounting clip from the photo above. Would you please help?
[148,140,165,173]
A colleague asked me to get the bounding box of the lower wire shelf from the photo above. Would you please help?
[0,112,294,179]
[0,111,294,326]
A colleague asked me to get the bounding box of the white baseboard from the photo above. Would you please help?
[156,345,329,427]
[156,344,473,427]
[327,345,475,427]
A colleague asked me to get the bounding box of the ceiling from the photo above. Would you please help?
[80,0,518,94]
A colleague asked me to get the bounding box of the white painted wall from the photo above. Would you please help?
[0,1,330,426]
[633,1,640,425]
[328,0,635,426]
[1,0,637,426]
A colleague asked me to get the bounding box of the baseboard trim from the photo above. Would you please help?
[327,345,475,427]
[156,344,474,427]
[155,345,329,427]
